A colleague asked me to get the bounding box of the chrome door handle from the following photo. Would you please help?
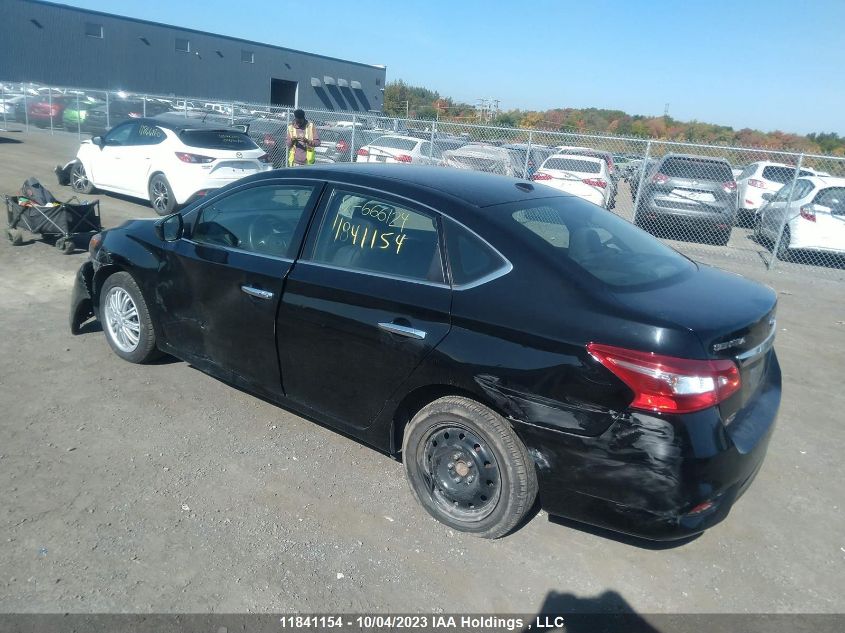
[378,322,427,340]
[241,285,274,300]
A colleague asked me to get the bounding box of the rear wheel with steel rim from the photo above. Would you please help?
[403,396,538,538]
[70,162,95,194]
[148,174,177,216]
[99,272,160,363]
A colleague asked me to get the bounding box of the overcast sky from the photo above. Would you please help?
[58,0,845,135]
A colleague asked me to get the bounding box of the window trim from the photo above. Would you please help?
[241,50,255,64]
[85,22,103,39]
[175,38,191,53]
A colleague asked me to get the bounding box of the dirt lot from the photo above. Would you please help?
[1,128,844,615]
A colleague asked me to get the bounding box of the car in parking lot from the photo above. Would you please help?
[736,161,817,226]
[755,175,845,261]
[531,154,612,208]
[70,164,780,541]
[27,95,75,127]
[441,143,525,177]
[501,143,555,178]
[61,97,104,130]
[69,114,272,214]
[82,98,172,135]
[635,153,738,245]
[356,134,441,165]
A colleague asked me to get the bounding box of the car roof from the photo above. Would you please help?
[244,164,562,209]
[147,114,246,133]
[370,134,421,142]
[803,175,845,187]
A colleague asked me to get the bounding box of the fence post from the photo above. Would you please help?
[1,85,7,131]
[769,153,804,270]
[522,130,534,179]
[284,109,291,167]
[76,93,81,140]
[350,113,357,164]
[184,97,187,118]
[143,95,147,117]
[429,119,436,159]
[23,91,29,131]
[105,91,110,129]
[48,89,53,135]
[230,101,235,125]
[632,141,652,224]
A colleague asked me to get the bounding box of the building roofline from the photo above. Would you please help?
[19,0,388,71]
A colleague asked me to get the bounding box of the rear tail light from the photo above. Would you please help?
[263,133,277,148]
[722,181,737,193]
[748,179,766,189]
[531,172,552,181]
[335,140,348,153]
[357,147,369,157]
[395,154,413,163]
[652,172,669,184]
[258,153,271,164]
[587,343,741,413]
[175,152,214,164]
[799,205,817,222]
[583,178,607,188]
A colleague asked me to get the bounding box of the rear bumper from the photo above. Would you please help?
[513,353,781,541]
[640,199,736,227]
[70,260,96,334]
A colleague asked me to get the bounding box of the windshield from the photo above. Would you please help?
[502,197,695,288]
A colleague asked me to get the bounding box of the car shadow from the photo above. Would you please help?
[746,232,845,270]
[0,135,23,144]
[522,590,662,632]
[546,514,700,550]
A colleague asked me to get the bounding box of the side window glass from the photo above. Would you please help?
[104,123,135,146]
[192,184,317,257]
[310,189,444,283]
[815,188,845,213]
[133,124,167,146]
[444,218,508,286]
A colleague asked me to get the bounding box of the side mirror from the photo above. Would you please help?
[761,193,774,201]
[155,213,183,242]
[91,136,104,148]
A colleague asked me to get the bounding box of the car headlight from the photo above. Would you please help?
[88,232,102,259]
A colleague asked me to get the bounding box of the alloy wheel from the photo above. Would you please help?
[104,287,140,353]
[151,180,169,214]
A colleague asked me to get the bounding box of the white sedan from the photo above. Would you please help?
[355,135,440,165]
[756,175,845,261]
[71,115,272,215]
[531,154,611,208]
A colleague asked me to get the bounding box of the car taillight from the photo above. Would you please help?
[175,152,214,163]
[587,343,741,414]
[652,172,669,184]
[263,133,277,147]
[258,153,271,164]
[799,205,817,222]
[583,178,607,188]
[395,154,412,163]
[722,181,737,193]
[357,147,369,156]
[748,179,766,189]
[336,140,348,153]
[531,172,552,181]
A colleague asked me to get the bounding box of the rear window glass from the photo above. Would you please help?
[505,198,695,288]
[661,157,732,181]
[543,158,602,173]
[372,136,417,151]
[180,130,258,150]
[761,166,813,183]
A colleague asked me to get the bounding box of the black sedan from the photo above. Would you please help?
[70,165,780,540]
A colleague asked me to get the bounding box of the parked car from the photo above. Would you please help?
[243,117,288,167]
[555,148,618,207]
[629,158,659,200]
[69,115,272,214]
[82,98,171,135]
[61,97,104,130]
[314,126,383,164]
[355,134,441,165]
[635,153,738,245]
[69,164,781,541]
[531,154,612,208]
[27,95,75,127]
[441,143,525,177]
[0,94,26,117]
[502,143,555,178]
[736,161,816,226]
[755,175,845,262]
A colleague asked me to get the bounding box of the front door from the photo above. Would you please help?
[91,122,137,189]
[157,180,322,397]
[277,185,452,431]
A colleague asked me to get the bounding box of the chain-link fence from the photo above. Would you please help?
[3,80,845,277]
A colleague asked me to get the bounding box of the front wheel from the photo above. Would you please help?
[99,272,161,363]
[148,174,177,216]
[70,162,95,194]
[402,396,538,539]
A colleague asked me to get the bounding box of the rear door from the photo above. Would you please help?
[277,185,452,431]
[157,180,323,396]
[812,187,845,250]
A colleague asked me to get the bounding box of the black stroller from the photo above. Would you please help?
[5,178,101,254]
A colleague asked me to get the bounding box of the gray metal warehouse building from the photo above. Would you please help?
[0,0,387,112]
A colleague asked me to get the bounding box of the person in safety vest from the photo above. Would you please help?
[286,109,320,166]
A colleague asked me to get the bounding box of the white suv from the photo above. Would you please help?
[736,161,815,223]
[71,115,271,215]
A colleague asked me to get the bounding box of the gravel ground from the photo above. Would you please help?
[0,128,843,615]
